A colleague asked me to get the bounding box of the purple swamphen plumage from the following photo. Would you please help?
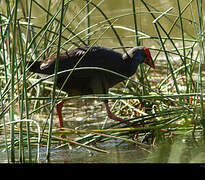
[28,46,155,128]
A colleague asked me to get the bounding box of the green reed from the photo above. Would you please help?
[46,0,65,162]
[196,0,205,130]
[140,0,204,137]
[10,0,19,163]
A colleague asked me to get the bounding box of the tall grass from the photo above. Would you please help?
[0,0,204,163]
[45,0,65,162]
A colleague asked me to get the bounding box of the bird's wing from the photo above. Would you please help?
[40,46,122,71]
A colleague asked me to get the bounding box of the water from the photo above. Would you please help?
[36,135,205,163]
[1,135,205,163]
[40,139,149,163]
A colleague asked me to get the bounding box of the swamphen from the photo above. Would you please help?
[28,46,155,128]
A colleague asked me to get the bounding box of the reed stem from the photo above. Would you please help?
[196,0,205,131]
[46,0,65,162]
[10,0,19,163]
[85,0,91,45]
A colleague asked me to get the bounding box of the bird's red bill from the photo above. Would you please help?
[144,48,155,69]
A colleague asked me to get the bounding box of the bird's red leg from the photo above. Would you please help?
[104,102,131,126]
[56,100,65,128]
[104,102,141,139]
[56,100,67,140]
[56,100,77,142]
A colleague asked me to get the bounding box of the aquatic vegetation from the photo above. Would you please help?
[0,0,205,163]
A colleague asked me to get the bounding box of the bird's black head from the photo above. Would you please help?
[123,46,155,69]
